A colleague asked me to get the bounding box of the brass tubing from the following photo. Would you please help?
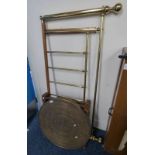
[40,3,122,20]
[47,51,86,55]
[45,27,100,34]
[48,67,86,72]
[91,14,105,133]
[50,94,82,103]
[41,19,50,93]
[50,81,84,88]
[83,33,89,103]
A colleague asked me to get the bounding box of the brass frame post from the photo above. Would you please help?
[91,14,105,133]
[40,3,123,135]
[83,33,89,103]
[41,19,50,94]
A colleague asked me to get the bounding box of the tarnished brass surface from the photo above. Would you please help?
[39,98,90,149]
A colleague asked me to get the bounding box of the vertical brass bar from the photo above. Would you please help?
[41,19,50,93]
[91,14,105,133]
[83,33,89,103]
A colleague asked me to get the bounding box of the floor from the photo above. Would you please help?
[27,114,111,155]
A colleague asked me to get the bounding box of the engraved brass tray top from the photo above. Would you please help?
[39,98,90,149]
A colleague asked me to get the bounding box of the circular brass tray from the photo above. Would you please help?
[39,98,90,149]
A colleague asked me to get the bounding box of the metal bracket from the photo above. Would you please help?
[90,135,104,144]
[108,107,114,116]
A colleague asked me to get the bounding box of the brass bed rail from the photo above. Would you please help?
[40,3,122,20]
[40,3,122,134]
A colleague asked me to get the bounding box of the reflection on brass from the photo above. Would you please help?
[46,27,100,34]
[40,3,122,20]
[39,99,90,149]
[49,81,85,88]
[48,67,86,72]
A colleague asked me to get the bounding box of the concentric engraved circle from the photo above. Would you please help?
[39,98,90,149]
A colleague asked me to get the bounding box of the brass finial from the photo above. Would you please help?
[113,3,122,12]
[103,3,122,15]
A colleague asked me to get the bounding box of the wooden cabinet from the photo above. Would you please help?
[104,48,127,155]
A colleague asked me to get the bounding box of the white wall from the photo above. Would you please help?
[27,0,127,130]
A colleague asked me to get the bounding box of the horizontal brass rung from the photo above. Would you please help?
[48,67,86,72]
[47,51,86,55]
[49,81,84,88]
[45,27,100,34]
[50,94,82,103]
